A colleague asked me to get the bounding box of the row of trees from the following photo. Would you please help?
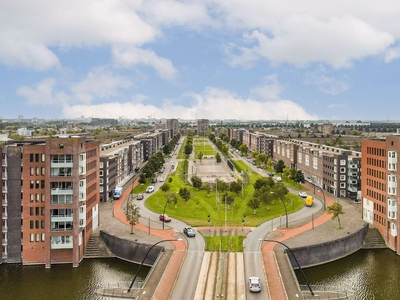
[184,132,194,155]
[162,133,181,156]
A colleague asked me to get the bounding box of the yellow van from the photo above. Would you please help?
[305,195,313,207]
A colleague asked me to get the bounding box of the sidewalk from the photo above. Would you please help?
[261,183,365,299]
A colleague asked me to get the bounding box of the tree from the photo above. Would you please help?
[283,166,291,178]
[124,202,141,234]
[215,152,222,163]
[266,157,274,170]
[216,179,228,192]
[167,192,179,208]
[275,160,285,174]
[160,183,171,194]
[222,192,235,208]
[327,202,345,229]
[138,173,147,184]
[230,180,242,196]
[191,175,203,189]
[254,177,274,190]
[179,187,191,205]
[239,144,248,156]
[247,197,261,215]
[203,183,212,196]
[198,151,204,161]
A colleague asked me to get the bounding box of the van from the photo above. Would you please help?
[305,195,313,207]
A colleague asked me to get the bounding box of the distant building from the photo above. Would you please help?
[166,119,179,136]
[17,128,34,136]
[197,119,209,136]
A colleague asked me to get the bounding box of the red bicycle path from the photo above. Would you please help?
[113,180,335,300]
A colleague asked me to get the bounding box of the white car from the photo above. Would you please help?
[159,176,164,182]
[248,277,261,292]
[298,191,308,198]
[146,186,155,193]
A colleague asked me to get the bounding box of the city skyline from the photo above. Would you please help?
[1,1,400,121]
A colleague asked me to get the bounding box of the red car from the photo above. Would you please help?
[159,214,171,222]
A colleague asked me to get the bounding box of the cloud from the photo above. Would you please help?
[227,15,394,69]
[305,67,349,95]
[17,68,132,106]
[250,74,284,101]
[385,46,400,62]
[113,46,178,80]
[61,85,318,120]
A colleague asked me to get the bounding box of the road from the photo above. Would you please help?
[133,139,323,299]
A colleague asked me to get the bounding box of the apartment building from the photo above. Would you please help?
[197,119,209,136]
[99,139,143,202]
[362,135,400,253]
[167,118,179,136]
[1,136,100,267]
[273,140,299,169]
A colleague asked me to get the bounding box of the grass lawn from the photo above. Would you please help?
[204,236,245,252]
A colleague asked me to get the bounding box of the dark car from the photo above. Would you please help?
[183,227,196,237]
[159,214,171,222]
[137,193,144,200]
[151,177,157,183]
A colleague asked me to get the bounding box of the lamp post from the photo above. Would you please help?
[127,238,182,293]
[259,238,314,296]
[271,191,288,228]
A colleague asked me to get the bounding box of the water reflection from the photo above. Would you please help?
[296,249,400,300]
[0,258,149,300]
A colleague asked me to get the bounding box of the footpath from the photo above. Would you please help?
[96,177,370,299]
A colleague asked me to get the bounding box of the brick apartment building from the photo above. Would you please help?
[1,136,100,267]
[362,134,400,253]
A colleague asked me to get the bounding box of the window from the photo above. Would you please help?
[30,207,34,216]
[36,220,39,229]
[30,234,34,242]
[340,159,346,166]
[36,180,40,189]
[41,207,45,215]
[340,175,346,181]
[30,194,34,202]
[36,207,39,215]
[41,154,45,162]
[35,154,39,162]
[41,220,45,229]
[30,220,34,229]
[30,181,34,189]
[41,167,45,175]
[340,167,346,173]
[41,233,45,242]
[30,167,35,176]
[30,154,34,162]
[41,194,45,202]
[59,144,64,149]
[36,234,40,242]
[36,194,40,202]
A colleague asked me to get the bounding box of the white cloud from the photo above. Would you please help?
[61,86,318,121]
[17,68,132,106]
[305,67,349,95]
[250,74,284,101]
[17,78,59,105]
[385,46,400,62]
[113,46,178,80]
[228,15,394,69]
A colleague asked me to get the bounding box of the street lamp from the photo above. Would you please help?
[162,198,170,230]
[259,238,314,296]
[127,238,182,293]
[270,191,288,228]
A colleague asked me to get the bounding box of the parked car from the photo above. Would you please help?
[137,193,144,200]
[298,191,308,198]
[159,214,171,222]
[146,186,155,193]
[183,227,196,237]
[151,177,157,183]
[248,277,261,292]
[159,176,164,182]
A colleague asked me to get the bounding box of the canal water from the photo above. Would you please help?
[296,248,400,300]
[0,258,149,300]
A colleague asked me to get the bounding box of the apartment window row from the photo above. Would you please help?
[366,167,386,180]
[366,147,386,157]
[30,206,45,216]
[366,178,386,191]
[30,167,45,176]
[365,188,386,203]
[29,153,45,163]
[51,194,73,204]
[374,203,386,214]
[51,154,73,163]
[30,220,45,229]
[30,193,45,202]
[374,214,386,226]
[30,233,45,242]
[366,157,386,168]
[29,180,45,189]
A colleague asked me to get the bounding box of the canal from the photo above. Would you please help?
[0,258,149,300]
[296,248,400,300]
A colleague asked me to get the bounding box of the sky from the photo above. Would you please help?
[1,0,400,121]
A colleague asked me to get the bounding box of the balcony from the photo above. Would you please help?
[2,238,7,246]
[2,213,7,219]
[51,236,73,249]
[51,188,73,196]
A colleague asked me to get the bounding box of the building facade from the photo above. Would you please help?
[1,136,100,267]
[362,135,400,253]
